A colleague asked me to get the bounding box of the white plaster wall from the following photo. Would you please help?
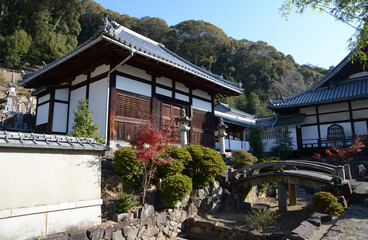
[91,64,109,78]
[156,77,172,88]
[354,121,368,136]
[55,89,69,101]
[320,122,352,139]
[263,127,297,152]
[68,86,86,133]
[156,87,172,97]
[319,111,350,123]
[38,94,50,104]
[302,116,317,125]
[175,92,189,102]
[351,99,368,109]
[36,103,49,126]
[349,71,368,79]
[116,75,151,97]
[300,106,316,115]
[52,103,68,133]
[89,78,108,139]
[0,149,102,240]
[301,126,318,140]
[118,64,151,81]
[193,98,211,112]
[193,89,211,100]
[176,82,189,93]
[71,74,87,86]
[318,102,348,114]
[353,109,368,119]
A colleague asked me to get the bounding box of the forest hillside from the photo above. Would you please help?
[0,0,329,115]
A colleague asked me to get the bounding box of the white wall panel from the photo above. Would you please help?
[301,126,318,140]
[176,82,189,93]
[52,103,68,132]
[193,98,211,112]
[89,78,108,139]
[193,89,211,100]
[318,102,348,114]
[300,106,316,115]
[38,94,50,104]
[319,112,350,123]
[156,77,172,88]
[354,121,368,136]
[175,92,189,102]
[55,89,69,101]
[116,75,151,97]
[68,86,86,133]
[302,116,317,125]
[156,87,172,97]
[351,99,368,109]
[349,71,368,79]
[71,74,87,86]
[91,64,109,78]
[353,109,368,119]
[118,64,151,81]
[36,103,49,126]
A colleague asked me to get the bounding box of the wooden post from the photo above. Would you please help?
[278,182,287,212]
[288,184,297,206]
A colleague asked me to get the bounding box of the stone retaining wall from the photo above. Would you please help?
[42,203,198,240]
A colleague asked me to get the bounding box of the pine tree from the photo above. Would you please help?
[71,98,104,144]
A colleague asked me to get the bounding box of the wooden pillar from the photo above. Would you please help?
[348,101,355,138]
[288,184,297,206]
[316,106,321,150]
[278,182,287,212]
[47,89,55,134]
[189,88,193,143]
[108,71,117,145]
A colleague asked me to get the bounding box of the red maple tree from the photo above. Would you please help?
[313,137,365,164]
[129,120,175,204]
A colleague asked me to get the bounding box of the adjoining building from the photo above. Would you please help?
[21,17,242,150]
[268,52,368,156]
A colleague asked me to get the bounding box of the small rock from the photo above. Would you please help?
[140,203,154,219]
[122,226,132,237]
[113,212,130,222]
[313,212,332,222]
[199,197,212,212]
[354,164,367,179]
[306,215,321,227]
[290,220,318,240]
[252,203,270,211]
[112,230,124,240]
[127,227,139,240]
[86,227,104,240]
[187,203,198,218]
[68,231,88,240]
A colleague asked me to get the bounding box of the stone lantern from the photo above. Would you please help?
[217,118,228,154]
[175,109,192,147]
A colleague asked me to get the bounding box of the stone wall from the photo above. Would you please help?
[42,203,198,240]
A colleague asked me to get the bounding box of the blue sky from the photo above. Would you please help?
[95,0,356,69]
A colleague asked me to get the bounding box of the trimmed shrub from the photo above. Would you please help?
[156,145,191,178]
[115,192,138,213]
[184,144,226,188]
[258,156,281,173]
[161,174,192,208]
[312,191,345,216]
[244,209,279,230]
[113,147,141,180]
[231,149,257,168]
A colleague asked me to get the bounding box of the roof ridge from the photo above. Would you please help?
[114,23,161,47]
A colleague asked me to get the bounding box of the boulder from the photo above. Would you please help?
[236,202,251,213]
[68,231,88,240]
[289,220,318,240]
[140,203,154,219]
[354,164,367,179]
[87,227,105,240]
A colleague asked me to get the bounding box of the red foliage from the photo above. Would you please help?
[313,137,365,164]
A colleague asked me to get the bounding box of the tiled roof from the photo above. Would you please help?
[21,19,242,93]
[256,114,305,128]
[0,131,108,151]
[215,103,255,118]
[269,52,361,109]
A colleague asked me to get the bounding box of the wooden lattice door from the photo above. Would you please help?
[161,102,181,143]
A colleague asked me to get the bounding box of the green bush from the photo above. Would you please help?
[312,191,345,216]
[231,149,257,168]
[156,145,191,178]
[161,174,192,208]
[115,193,138,213]
[184,144,226,188]
[113,147,141,180]
[244,209,279,230]
[249,126,265,159]
[258,156,281,173]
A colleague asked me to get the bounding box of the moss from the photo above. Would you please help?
[312,191,345,216]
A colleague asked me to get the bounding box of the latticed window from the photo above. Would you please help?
[115,91,150,120]
[327,124,345,141]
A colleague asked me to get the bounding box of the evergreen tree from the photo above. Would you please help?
[71,98,104,144]
[271,126,293,160]
[245,92,261,115]
[249,126,264,159]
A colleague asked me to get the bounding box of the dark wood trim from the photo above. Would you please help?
[66,84,71,133]
[189,88,193,143]
[316,106,321,149]
[115,116,149,124]
[54,100,68,104]
[116,71,151,85]
[116,89,152,101]
[300,118,368,127]
[86,73,91,100]
[37,100,50,107]
[36,91,51,99]
[155,94,188,106]
[90,72,108,84]
[211,93,215,147]
[172,80,175,99]
[348,101,356,137]
[296,125,302,158]
[151,75,156,115]
[108,71,117,144]
[48,89,55,133]
[35,97,39,126]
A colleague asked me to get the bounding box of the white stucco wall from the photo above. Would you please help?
[351,99,368,109]
[89,78,108,139]
[176,82,189,93]
[52,102,68,132]
[156,76,172,88]
[91,64,109,78]
[193,89,211,100]
[38,94,50,104]
[71,74,87,86]
[175,92,189,102]
[116,75,151,97]
[55,89,69,101]
[68,86,86,133]
[36,103,49,126]
[118,64,151,81]
[156,86,172,97]
[262,127,297,152]
[193,98,212,112]
[0,148,102,239]
[354,121,368,136]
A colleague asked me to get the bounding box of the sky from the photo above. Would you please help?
[94,0,356,69]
